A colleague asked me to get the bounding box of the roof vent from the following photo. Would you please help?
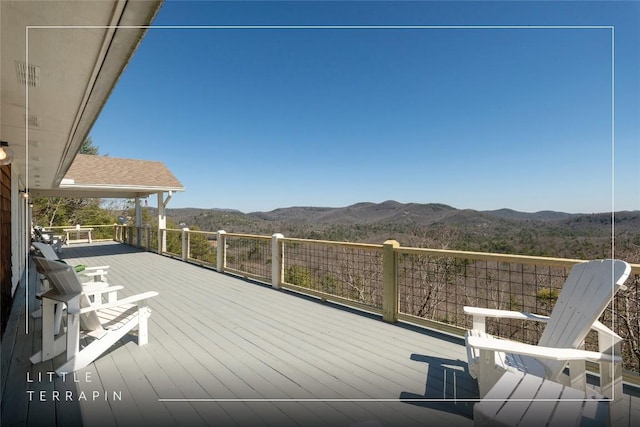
[26,114,40,127]
[15,61,40,87]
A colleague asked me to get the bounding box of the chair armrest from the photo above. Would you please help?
[591,320,623,341]
[464,306,550,331]
[463,306,550,322]
[83,285,123,297]
[81,270,108,280]
[466,335,622,363]
[71,291,159,315]
[41,290,81,304]
[81,270,107,276]
[83,265,110,271]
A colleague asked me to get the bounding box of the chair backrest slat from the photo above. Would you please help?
[33,241,61,261]
[538,259,631,379]
[33,256,103,332]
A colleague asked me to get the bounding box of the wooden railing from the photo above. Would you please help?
[44,224,116,241]
[113,225,640,376]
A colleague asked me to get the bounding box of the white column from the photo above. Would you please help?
[157,192,167,253]
[216,230,226,272]
[135,197,142,246]
[182,227,190,261]
[271,233,284,289]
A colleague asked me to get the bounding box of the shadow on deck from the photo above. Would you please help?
[2,242,478,427]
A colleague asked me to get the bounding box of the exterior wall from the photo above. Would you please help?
[0,165,11,336]
[11,168,28,295]
[0,165,29,338]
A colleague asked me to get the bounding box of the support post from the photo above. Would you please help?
[599,331,626,426]
[182,228,190,261]
[135,197,142,246]
[216,230,226,272]
[382,239,399,323]
[157,191,172,253]
[271,233,284,289]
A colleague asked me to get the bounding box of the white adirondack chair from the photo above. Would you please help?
[33,226,65,253]
[30,256,158,375]
[32,241,109,282]
[464,259,631,400]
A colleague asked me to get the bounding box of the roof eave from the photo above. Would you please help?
[31,184,184,199]
[53,0,164,186]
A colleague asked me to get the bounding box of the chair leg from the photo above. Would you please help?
[41,298,57,361]
[54,302,64,335]
[477,349,502,398]
[65,303,81,360]
[138,305,150,346]
[55,318,140,376]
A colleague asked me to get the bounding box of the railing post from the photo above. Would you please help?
[216,230,226,273]
[158,228,165,254]
[182,228,190,261]
[271,233,284,289]
[382,240,400,323]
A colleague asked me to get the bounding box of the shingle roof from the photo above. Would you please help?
[64,154,184,189]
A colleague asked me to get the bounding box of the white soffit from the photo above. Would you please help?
[0,0,163,191]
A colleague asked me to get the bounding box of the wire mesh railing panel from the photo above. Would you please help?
[224,234,271,281]
[187,230,217,266]
[148,228,158,252]
[608,274,640,373]
[89,225,114,240]
[163,229,183,258]
[47,224,114,241]
[397,251,571,345]
[282,239,384,309]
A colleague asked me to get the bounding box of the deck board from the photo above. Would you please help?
[4,241,635,426]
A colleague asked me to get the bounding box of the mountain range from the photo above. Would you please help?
[163,201,639,261]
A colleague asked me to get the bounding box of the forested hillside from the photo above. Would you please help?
[163,201,640,263]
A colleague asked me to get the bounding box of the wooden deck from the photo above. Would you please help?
[3,242,639,426]
[2,242,480,427]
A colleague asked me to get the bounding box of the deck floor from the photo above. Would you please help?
[2,242,481,427]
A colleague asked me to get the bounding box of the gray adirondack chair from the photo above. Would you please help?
[30,256,158,375]
[33,241,109,282]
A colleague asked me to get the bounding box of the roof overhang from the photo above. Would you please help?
[31,186,182,199]
[29,153,185,199]
[1,0,164,192]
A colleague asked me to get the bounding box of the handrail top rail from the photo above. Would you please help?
[44,224,115,229]
[184,229,216,236]
[397,246,584,267]
[224,232,272,240]
[397,245,640,275]
[282,236,384,250]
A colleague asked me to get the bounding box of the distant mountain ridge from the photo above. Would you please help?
[248,200,458,225]
[482,208,574,221]
[159,200,640,269]
[166,200,638,229]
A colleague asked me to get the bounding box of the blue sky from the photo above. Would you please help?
[89,0,640,214]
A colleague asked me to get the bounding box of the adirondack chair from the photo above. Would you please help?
[464,259,631,400]
[33,226,65,253]
[30,256,158,375]
[32,241,109,282]
[31,241,111,331]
